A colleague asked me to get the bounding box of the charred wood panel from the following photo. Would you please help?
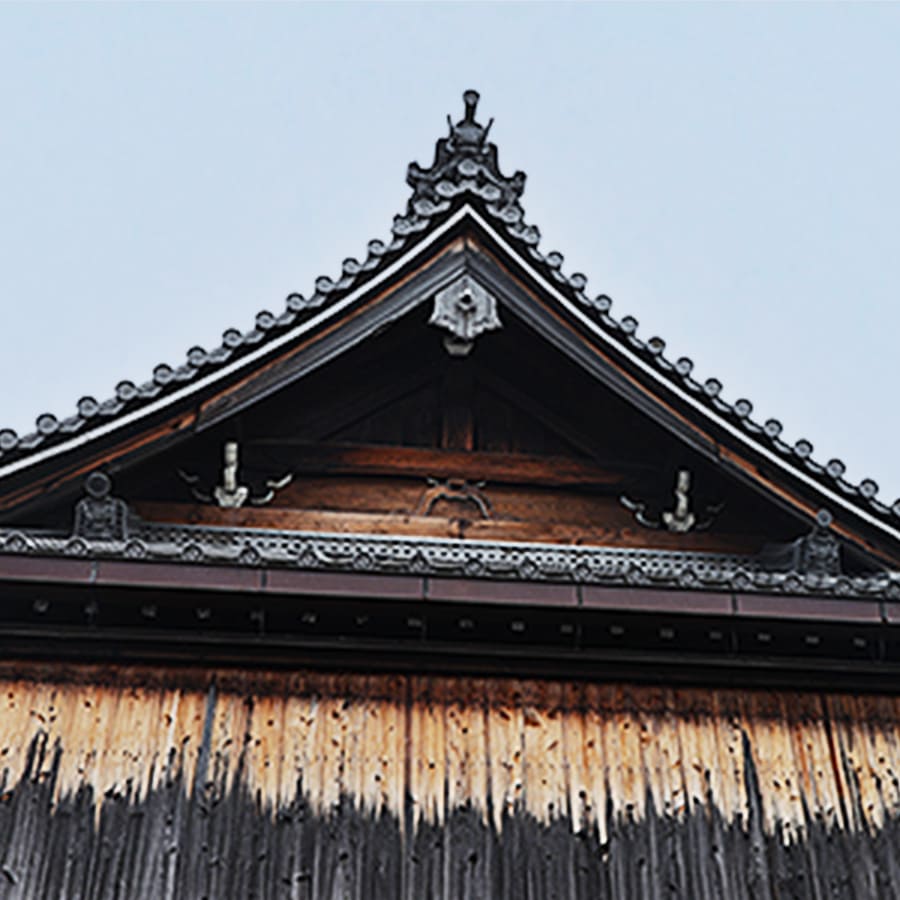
[0,664,895,896]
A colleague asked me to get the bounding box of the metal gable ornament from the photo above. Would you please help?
[429,273,502,356]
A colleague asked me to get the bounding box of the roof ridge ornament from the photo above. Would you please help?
[405,90,527,220]
[448,89,494,150]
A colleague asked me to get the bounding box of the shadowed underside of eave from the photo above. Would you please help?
[0,664,898,897]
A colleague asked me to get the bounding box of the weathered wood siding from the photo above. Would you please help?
[0,662,898,897]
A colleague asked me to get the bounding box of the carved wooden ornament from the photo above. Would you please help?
[429,274,502,356]
[620,469,723,534]
[178,441,292,509]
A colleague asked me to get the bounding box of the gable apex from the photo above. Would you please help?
[403,89,531,238]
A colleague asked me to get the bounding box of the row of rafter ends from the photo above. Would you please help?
[0,182,896,525]
[1,526,898,600]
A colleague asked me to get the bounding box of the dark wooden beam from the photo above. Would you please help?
[243,442,645,489]
[134,501,764,553]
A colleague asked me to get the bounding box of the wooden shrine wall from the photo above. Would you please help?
[0,662,896,898]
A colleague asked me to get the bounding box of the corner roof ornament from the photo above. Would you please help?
[73,471,130,541]
[405,90,527,220]
[757,508,843,577]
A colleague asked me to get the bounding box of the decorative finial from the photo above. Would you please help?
[405,90,524,217]
[463,89,480,118]
[443,90,493,152]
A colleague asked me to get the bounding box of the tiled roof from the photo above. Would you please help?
[1,91,897,530]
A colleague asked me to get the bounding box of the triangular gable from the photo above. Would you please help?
[0,91,898,574]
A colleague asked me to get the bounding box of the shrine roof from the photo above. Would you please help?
[0,91,897,541]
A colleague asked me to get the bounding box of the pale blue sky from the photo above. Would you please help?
[1,2,898,502]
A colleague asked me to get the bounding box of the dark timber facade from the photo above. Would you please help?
[0,92,898,898]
